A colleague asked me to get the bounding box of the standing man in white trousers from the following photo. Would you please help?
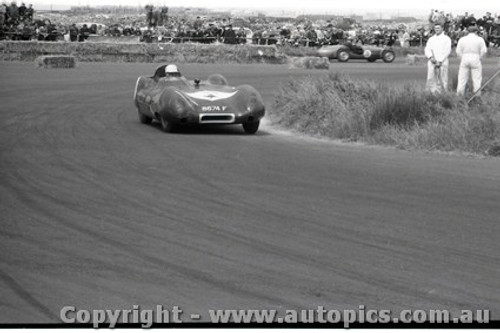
[424,23,452,93]
[456,25,488,96]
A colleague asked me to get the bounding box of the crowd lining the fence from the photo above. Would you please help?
[1,2,500,48]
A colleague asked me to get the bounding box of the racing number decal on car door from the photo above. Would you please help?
[363,50,372,58]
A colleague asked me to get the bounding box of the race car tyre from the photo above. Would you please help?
[242,121,260,134]
[337,49,350,62]
[138,111,152,124]
[160,116,176,133]
[382,51,395,63]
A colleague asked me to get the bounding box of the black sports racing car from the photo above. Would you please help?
[133,65,266,134]
[318,44,396,63]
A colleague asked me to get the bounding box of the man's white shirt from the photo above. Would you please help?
[456,33,487,58]
[424,33,452,62]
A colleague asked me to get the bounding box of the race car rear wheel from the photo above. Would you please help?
[160,116,176,133]
[138,111,152,124]
[382,50,395,63]
[242,121,260,134]
[337,49,350,62]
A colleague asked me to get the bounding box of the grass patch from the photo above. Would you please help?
[270,73,379,140]
[0,41,288,64]
[269,73,500,156]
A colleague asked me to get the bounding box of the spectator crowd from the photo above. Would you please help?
[1,2,499,49]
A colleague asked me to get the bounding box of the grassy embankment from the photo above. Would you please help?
[274,45,499,157]
[0,41,288,64]
[269,72,500,156]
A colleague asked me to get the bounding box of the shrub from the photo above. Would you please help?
[369,85,458,130]
[271,73,379,140]
[270,73,500,155]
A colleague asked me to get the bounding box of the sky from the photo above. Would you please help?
[29,0,499,17]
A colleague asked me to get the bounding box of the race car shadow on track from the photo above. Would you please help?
[147,121,271,136]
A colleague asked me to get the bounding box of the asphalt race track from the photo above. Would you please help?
[1,59,499,324]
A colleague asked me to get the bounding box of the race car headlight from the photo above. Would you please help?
[170,92,196,116]
[172,98,195,116]
[247,94,263,112]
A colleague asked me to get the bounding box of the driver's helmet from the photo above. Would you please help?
[165,64,181,77]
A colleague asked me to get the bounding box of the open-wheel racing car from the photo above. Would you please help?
[318,44,396,63]
[133,64,265,134]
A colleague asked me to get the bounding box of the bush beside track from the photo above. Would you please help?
[0,41,288,64]
[269,73,500,156]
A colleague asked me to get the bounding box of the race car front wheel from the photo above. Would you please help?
[161,116,176,133]
[242,121,260,134]
[138,111,152,124]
